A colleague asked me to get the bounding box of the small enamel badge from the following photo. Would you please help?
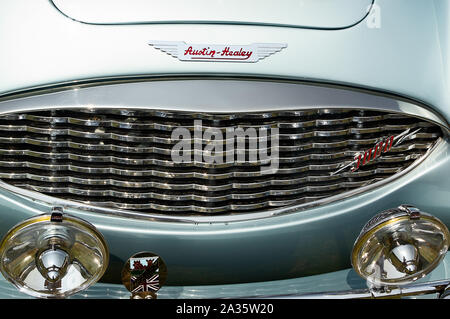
[121,252,168,299]
[148,41,287,63]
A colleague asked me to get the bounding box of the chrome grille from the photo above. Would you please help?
[0,108,442,215]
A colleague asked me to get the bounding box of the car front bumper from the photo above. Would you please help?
[2,255,450,299]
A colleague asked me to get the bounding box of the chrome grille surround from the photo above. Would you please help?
[0,79,446,221]
[0,108,443,215]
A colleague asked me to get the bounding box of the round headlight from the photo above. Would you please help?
[352,205,450,287]
[0,210,109,298]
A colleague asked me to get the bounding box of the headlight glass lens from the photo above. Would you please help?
[0,213,109,298]
[352,208,449,287]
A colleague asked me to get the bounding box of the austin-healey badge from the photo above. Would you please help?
[148,41,287,63]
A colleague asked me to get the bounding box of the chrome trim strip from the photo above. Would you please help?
[245,279,450,299]
[0,80,448,130]
[1,77,448,129]
[49,0,375,31]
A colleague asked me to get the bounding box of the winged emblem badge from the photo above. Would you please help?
[148,40,287,63]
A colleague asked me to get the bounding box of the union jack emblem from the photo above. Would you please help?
[130,256,161,293]
[131,274,160,293]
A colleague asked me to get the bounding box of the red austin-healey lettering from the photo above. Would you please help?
[184,46,253,60]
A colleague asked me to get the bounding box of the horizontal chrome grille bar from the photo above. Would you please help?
[0,133,437,154]
[0,121,434,141]
[0,112,412,128]
[12,179,383,201]
[0,160,410,177]
[0,143,430,166]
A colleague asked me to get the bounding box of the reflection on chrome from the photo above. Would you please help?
[352,205,449,287]
[0,210,109,298]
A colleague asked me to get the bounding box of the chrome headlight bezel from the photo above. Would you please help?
[0,210,109,299]
[352,205,450,287]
